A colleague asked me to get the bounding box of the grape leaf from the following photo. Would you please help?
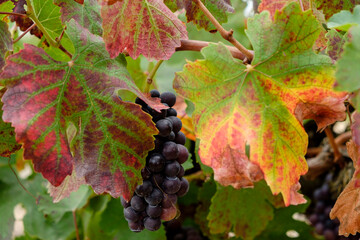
[0,1,14,21]
[54,0,102,36]
[315,0,360,20]
[0,20,164,201]
[164,0,233,32]
[330,140,360,236]
[334,25,360,92]
[326,29,349,61]
[100,0,188,60]
[174,3,347,206]
[0,20,12,71]
[207,182,274,239]
[0,89,21,157]
[258,0,309,17]
[327,5,360,31]
[352,113,360,148]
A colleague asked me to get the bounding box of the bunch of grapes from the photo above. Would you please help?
[308,174,360,240]
[121,90,190,232]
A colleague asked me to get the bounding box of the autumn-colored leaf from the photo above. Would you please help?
[101,0,188,61]
[0,89,21,157]
[174,3,346,206]
[0,20,164,200]
[54,0,103,36]
[74,0,84,4]
[315,0,360,20]
[164,0,233,32]
[330,141,360,236]
[352,113,360,148]
[207,182,274,240]
[0,20,12,71]
[326,29,349,61]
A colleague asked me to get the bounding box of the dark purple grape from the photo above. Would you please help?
[154,137,164,151]
[160,92,176,107]
[121,196,130,208]
[144,217,161,231]
[324,206,332,217]
[128,221,144,232]
[135,97,147,107]
[168,131,176,140]
[151,173,164,187]
[167,116,182,133]
[141,167,151,180]
[167,108,177,117]
[177,165,185,178]
[323,229,336,240]
[177,178,189,197]
[162,142,179,160]
[313,188,325,201]
[146,205,162,218]
[148,154,165,173]
[309,214,318,225]
[165,161,181,177]
[174,132,186,145]
[161,194,177,208]
[320,184,330,196]
[324,219,336,229]
[135,180,153,197]
[156,119,173,137]
[177,144,189,164]
[145,188,163,206]
[162,177,181,194]
[124,207,140,222]
[150,89,160,98]
[315,201,325,214]
[131,195,146,212]
[315,222,324,235]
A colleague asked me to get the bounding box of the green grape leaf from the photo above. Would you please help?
[207,182,274,240]
[0,20,12,71]
[0,20,164,201]
[315,0,360,20]
[328,5,360,31]
[54,0,102,36]
[0,1,14,21]
[326,29,349,61]
[0,89,21,157]
[174,3,347,206]
[335,25,360,92]
[164,0,234,32]
[100,0,188,60]
[255,201,316,240]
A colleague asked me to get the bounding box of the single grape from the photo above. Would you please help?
[177,178,189,197]
[124,207,140,222]
[160,92,176,107]
[151,173,164,187]
[150,89,160,98]
[156,119,173,137]
[168,131,176,141]
[161,194,177,208]
[128,221,144,232]
[131,195,146,212]
[165,161,181,178]
[167,108,177,117]
[146,205,162,218]
[324,206,332,217]
[147,154,165,173]
[121,196,130,208]
[320,184,330,197]
[313,189,323,201]
[145,188,163,206]
[323,229,336,240]
[167,116,182,133]
[144,217,162,231]
[162,141,179,160]
[177,165,185,178]
[141,167,151,180]
[177,144,189,164]
[161,205,177,221]
[174,132,186,145]
[308,214,318,225]
[315,222,324,235]
[135,180,153,197]
[162,177,181,194]
[315,201,325,214]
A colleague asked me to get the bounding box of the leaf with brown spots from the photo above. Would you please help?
[174,3,346,206]
[164,0,233,32]
[101,0,188,60]
[315,0,360,20]
[0,20,164,200]
[326,30,349,61]
[330,141,360,236]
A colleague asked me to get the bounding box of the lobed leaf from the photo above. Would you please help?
[164,0,233,32]
[330,141,360,236]
[101,0,188,60]
[0,20,162,200]
[175,3,346,206]
[207,182,274,240]
[0,20,12,71]
[54,0,103,36]
[327,5,360,31]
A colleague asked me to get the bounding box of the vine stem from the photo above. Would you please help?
[193,0,254,62]
[324,127,343,164]
[0,11,27,17]
[73,211,80,240]
[144,60,164,93]
[13,23,36,43]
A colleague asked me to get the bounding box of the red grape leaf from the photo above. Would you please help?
[54,0,102,36]
[174,3,346,206]
[330,141,360,236]
[100,0,188,60]
[74,0,84,4]
[0,88,21,157]
[0,20,163,200]
[164,0,233,31]
[207,182,274,239]
[315,0,360,20]
[0,20,12,71]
